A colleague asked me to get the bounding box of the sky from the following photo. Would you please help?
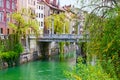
[60,0,77,7]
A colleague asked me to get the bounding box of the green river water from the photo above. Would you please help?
[0,57,76,80]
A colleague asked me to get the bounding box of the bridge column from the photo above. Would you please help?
[78,23,80,35]
[76,42,87,63]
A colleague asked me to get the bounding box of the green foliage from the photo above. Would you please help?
[65,0,120,79]
[0,51,18,67]
[0,9,39,67]
[0,36,23,67]
[84,7,120,78]
[82,6,120,79]
[8,9,39,39]
[13,43,24,54]
[45,13,70,34]
[65,58,117,80]
[59,42,65,60]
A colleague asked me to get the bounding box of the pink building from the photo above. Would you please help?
[0,0,17,35]
[45,0,58,7]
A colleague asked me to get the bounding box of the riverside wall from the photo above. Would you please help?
[0,39,77,69]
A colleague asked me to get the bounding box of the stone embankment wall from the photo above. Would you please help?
[0,40,77,69]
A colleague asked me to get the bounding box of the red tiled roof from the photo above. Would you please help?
[38,0,65,12]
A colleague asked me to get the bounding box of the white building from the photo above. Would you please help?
[36,1,45,34]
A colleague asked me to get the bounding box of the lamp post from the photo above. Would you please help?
[63,24,65,34]
[51,17,54,34]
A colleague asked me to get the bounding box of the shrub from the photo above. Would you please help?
[65,57,118,80]
[13,43,24,54]
[1,51,19,67]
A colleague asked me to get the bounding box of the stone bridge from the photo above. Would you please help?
[29,34,85,42]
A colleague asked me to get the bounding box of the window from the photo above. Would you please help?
[6,0,10,9]
[41,14,43,18]
[0,0,3,7]
[41,6,43,10]
[7,29,9,34]
[39,6,40,9]
[39,13,40,18]
[7,13,10,22]
[0,12,3,22]
[12,2,15,10]
[0,28,3,34]
[41,22,43,27]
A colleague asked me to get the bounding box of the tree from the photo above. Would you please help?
[66,0,120,79]
[8,9,39,41]
[0,9,39,67]
[45,13,70,34]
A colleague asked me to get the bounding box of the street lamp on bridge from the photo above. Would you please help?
[51,17,54,34]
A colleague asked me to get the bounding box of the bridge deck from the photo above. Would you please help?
[29,34,84,42]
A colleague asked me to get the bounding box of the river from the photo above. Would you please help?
[0,53,76,80]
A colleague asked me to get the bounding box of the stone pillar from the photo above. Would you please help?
[29,39,37,53]
[78,23,80,35]
[70,21,72,34]
[26,35,29,52]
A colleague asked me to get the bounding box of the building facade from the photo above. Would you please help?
[36,0,45,34]
[0,0,17,35]
[42,0,65,34]
[17,0,37,34]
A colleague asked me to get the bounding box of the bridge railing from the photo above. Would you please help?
[39,34,83,39]
[0,34,84,40]
[29,34,84,39]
